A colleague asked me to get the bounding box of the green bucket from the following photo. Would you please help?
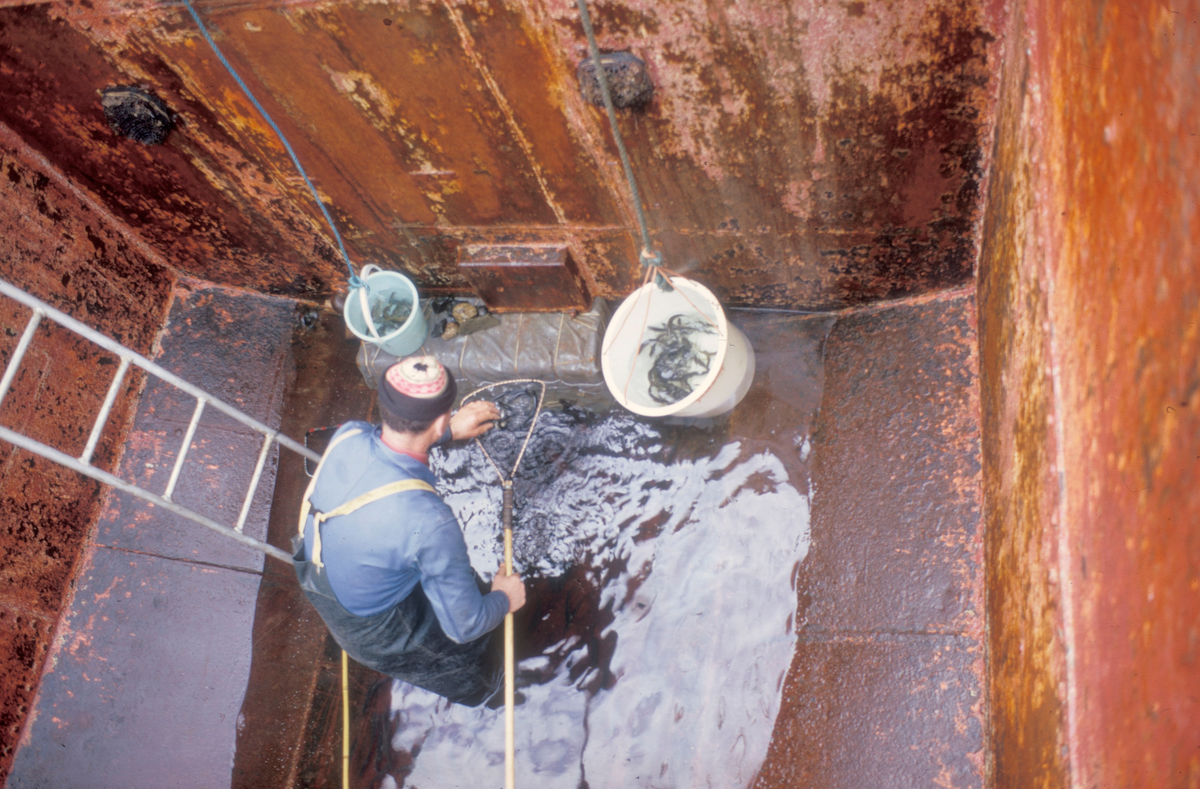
[343,265,427,357]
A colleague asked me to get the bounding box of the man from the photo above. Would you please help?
[294,355,526,706]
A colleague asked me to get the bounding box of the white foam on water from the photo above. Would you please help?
[398,425,811,788]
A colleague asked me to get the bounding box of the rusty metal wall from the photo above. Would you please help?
[0,127,176,781]
[978,0,1200,786]
[976,4,1070,784]
[755,290,986,789]
[0,0,1002,308]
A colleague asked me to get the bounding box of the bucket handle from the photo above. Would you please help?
[354,264,383,339]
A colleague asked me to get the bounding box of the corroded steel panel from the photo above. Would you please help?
[975,5,1070,787]
[0,135,173,615]
[201,2,560,226]
[756,291,985,788]
[10,548,262,787]
[96,283,294,570]
[0,131,175,782]
[6,279,299,789]
[455,1,627,227]
[760,637,982,788]
[458,243,590,312]
[1043,0,1200,785]
[0,5,345,297]
[537,0,1003,307]
[2,0,1000,309]
[978,0,1200,786]
[231,307,378,789]
[0,611,50,757]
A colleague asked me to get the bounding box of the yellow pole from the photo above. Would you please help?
[503,483,515,789]
[342,649,350,789]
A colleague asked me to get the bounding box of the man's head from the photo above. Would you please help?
[378,356,457,434]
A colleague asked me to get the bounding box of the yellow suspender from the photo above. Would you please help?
[298,428,435,568]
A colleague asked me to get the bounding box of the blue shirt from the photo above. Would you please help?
[301,421,508,643]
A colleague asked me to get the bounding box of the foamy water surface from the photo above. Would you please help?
[391,407,811,788]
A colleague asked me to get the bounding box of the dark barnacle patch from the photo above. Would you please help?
[369,293,413,335]
[100,86,175,145]
[577,52,654,109]
[639,314,717,405]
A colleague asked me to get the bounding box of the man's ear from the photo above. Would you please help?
[433,411,453,439]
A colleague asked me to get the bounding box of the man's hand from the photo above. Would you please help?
[450,400,501,441]
[491,564,526,613]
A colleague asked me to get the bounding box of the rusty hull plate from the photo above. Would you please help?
[0,0,1002,309]
[457,243,591,312]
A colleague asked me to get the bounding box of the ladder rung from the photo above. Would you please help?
[79,356,132,466]
[0,422,293,563]
[0,279,319,464]
[235,432,276,533]
[0,309,43,411]
[0,278,310,565]
[163,398,206,503]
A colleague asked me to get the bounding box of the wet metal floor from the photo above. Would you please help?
[8,281,297,788]
[381,323,827,788]
[9,286,984,788]
[757,290,984,788]
[237,289,984,788]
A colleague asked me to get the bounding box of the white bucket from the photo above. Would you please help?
[601,276,755,418]
[343,265,427,357]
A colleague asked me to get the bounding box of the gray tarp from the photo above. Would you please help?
[357,298,614,409]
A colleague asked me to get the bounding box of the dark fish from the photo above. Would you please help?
[639,314,717,405]
[370,293,413,335]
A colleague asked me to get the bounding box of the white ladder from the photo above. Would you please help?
[0,278,317,564]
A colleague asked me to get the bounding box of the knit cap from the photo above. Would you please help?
[378,356,457,423]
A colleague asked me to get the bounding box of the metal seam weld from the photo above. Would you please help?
[442,0,568,226]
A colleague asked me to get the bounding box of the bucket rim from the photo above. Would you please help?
[600,276,730,417]
[344,269,421,344]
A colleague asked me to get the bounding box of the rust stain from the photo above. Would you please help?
[978,0,1200,786]
[1046,0,1200,785]
[757,292,985,788]
[3,0,1001,308]
[535,0,1000,307]
[442,0,567,224]
[975,5,1071,784]
[0,5,344,296]
[0,132,173,781]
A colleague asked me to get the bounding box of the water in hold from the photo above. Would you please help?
[385,389,813,788]
[640,314,719,405]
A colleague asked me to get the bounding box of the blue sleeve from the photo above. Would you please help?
[414,513,508,643]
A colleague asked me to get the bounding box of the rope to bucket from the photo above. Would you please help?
[576,0,667,281]
[579,0,730,408]
[181,0,364,290]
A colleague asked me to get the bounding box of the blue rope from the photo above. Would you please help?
[180,0,362,289]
